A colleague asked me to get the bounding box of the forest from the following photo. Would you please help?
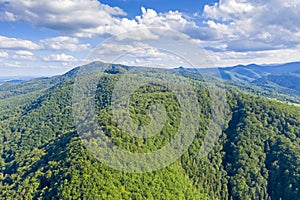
[0,62,299,199]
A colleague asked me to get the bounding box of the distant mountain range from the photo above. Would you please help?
[175,62,300,103]
[0,76,35,85]
[1,62,300,103]
[219,62,300,78]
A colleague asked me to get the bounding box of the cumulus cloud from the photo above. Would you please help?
[43,53,78,62]
[203,0,300,52]
[0,0,127,37]
[40,36,91,51]
[0,0,216,41]
[204,0,254,21]
[88,39,197,68]
[93,42,172,62]
[1,0,300,68]
[1,0,299,53]
[134,7,219,41]
[212,46,300,67]
[15,50,34,56]
[12,50,35,60]
[0,36,42,50]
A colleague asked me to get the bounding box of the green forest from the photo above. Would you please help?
[0,62,299,199]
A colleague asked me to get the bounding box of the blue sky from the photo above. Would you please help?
[0,0,299,76]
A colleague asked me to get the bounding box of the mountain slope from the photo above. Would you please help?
[0,62,299,199]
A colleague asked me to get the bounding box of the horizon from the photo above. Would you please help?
[0,60,299,78]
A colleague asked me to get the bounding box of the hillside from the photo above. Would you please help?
[0,62,299,199]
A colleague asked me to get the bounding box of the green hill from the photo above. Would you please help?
[0,62,299,199]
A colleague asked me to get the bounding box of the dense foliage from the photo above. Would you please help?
[0,62,299,199]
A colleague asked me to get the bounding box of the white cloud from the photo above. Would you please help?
[1,0,299,53]
[0,51,9,58]
[135,7,219,41]
[95,42,168,59]
[3,61,22,68]
[12,50,35,60]
[211,46,300,67]
[0,36,42,50]
[15,50,34,56]
[204,0,254,21]
[1,0,300,69]
[0,0,215,41]
[203,0,300,52]
[43,53,77,62]
[1,11,16,21]
[88,41,191,68]
[40,36,91,51]
[0,0,127,37]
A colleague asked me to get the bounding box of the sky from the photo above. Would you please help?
[0,0,300,76]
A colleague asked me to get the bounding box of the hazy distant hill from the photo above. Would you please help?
[218,62,300,102]
[175,62,300,103]
[219,62,300,80]
[0,76,35,85]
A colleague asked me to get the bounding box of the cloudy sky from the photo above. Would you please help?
[0,0,299,76]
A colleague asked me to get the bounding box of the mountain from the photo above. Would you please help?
[218,62,300,80]
[0,76,35,85]
[218,62,300,102]
[176,62,300,103]
[0,62,299,199]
